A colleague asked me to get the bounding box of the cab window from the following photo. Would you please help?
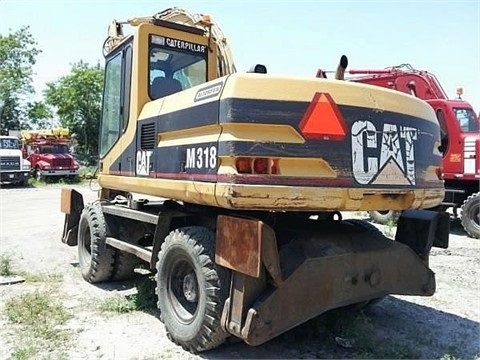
[148,35,207,100]
[0,138,19,149]
[100,51,122,158]
[454,108,479,133]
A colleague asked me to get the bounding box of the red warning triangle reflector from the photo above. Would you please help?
[299,92,347,140]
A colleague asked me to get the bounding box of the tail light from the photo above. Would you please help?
[235,157,280,175]
[236,158,252,174]
[253,158,269,174]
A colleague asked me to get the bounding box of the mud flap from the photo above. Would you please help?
[60,188,84,246]
[395,209,450,256]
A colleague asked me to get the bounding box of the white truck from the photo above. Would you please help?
[0,135,31,186]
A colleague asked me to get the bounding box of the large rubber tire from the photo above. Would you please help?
[460,193,480,239]
[35,168,43,182]
[345,218,383,237]
[368,210,401,225]
[77,203,116,283]
[156,226,230,353]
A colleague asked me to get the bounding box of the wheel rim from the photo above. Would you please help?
[472,206,480,227]
[168,258,199,323]
[79,227,92,266]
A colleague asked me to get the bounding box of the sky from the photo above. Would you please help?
[1,0,479,113]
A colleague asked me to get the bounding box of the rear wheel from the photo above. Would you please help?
[156,226,230,352]
[368,210,400,225]
[77,203,116,283]
[111,251,140,281]
[345,218,383,237]
[461,193,480,239]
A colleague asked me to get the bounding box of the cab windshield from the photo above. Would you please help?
[454,108,479,133]
[0,138,19,149]
[38,145,70,154]
[148,35,207,100]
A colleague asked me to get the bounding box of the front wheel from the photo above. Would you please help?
[461,193,480,239]
[156,226,230,352]
[35,168,43,182]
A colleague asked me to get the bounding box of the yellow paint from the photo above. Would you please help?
[156,123,305,147]
[219,123,305,143]
[214,183,444,211]
[221,74,437,124]
[98,21,445,213]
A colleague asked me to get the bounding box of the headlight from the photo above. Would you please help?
[22,160,31,170]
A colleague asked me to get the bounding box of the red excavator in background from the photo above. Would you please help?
[317,63,479,238]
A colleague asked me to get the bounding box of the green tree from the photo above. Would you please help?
[44,61,104,156]
[0,26,40,134]
[26,101,53,129]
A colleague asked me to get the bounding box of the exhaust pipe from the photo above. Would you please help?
[335,55,348,80]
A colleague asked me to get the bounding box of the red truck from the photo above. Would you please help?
[322,64,479,238]
[20,128,80,181]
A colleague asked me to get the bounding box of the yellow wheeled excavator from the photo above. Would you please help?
[61,7,449,353]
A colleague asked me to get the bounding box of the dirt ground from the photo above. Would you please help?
[0,182,479,360]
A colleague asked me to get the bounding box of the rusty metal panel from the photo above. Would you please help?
[215,215,262,278]
[260,225,283,286]
[239,240,435,346]
[60,188,73,214]
[220,219,439,346]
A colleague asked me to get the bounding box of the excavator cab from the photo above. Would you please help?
[99,17,221,170]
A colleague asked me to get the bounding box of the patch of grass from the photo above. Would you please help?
[135,276,157,311]
[79,165,97,179]
[440,346,462,360]
[29,175,82,186]
[57,176,81,185]
[383,217,397,238]
[440,354,457,360]
[4,291,69,329]
[11,345,37,360]
[0,253,14,276]
[20,272,63,283]
[100,294,137,313]
[285,307,422,359]
[28,177,46,187]
[4,291,71,359]
[332,309,421,359]
[100,276,157,314]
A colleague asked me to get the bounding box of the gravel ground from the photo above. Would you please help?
[0,182,479,359]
